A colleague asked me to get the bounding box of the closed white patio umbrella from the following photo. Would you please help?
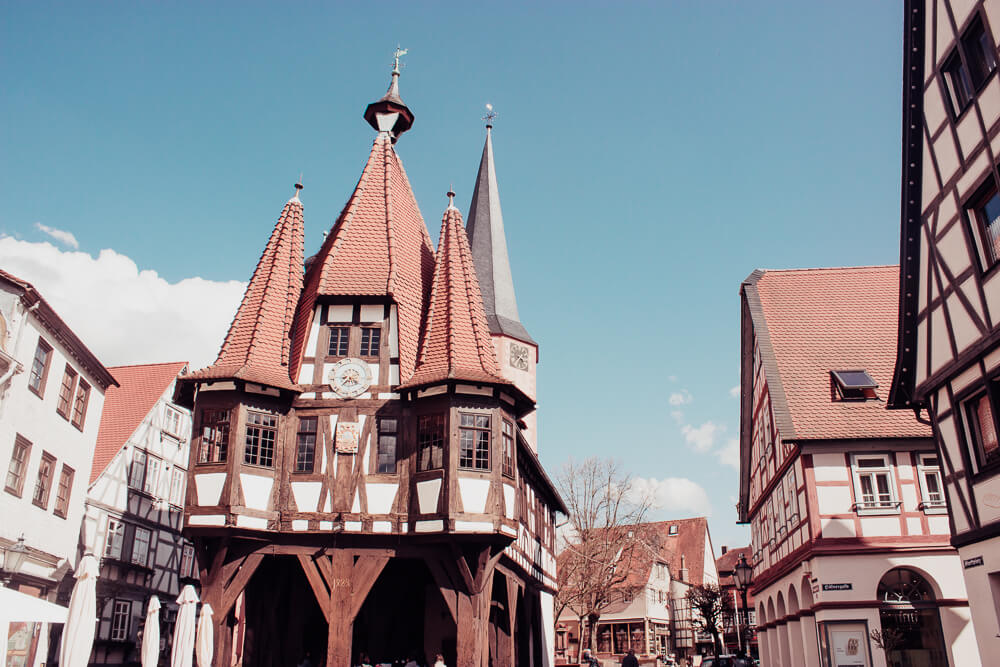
[195,603,214,667]
[58,554,99,667]
[171,585,199,667]
[141,596,161,667]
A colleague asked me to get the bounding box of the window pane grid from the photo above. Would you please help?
[132,527,151,566]
[28,340,51,395]
[377,418,397,474]
[54,465,74,517]
[502,420,514,478]
[33,453,55,508]
[244,411,277,467]
[328,327,349,356]
[57,366,77,417]
[296,417,318,473]
[418,414,445,471]
[71,380,90,429]
[111,600,131,641]
[5,435,31,496]
[360,327,381,357]
[459,413,490,471]
[199,409,230,463]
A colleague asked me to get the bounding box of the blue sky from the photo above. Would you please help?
[1,2,904,550]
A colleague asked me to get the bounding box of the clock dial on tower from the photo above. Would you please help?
[509,342,529,370]
[328,357,373,398]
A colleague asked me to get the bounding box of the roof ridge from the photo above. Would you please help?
[109,361,189,371]
[759,264,898,275]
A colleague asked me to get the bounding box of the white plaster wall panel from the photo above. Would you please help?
[359,304,382,322]
[352,490,361,513]
[455,384,492,396]
[458,478,491,514]
[906,517,923,535]
[922,141,939,212]
[958,149,991,200]
[377,393,399,399]
[500,524,516,536]
[950,0,979,26]
[930,307,952,374]
[291,482,322,512]
[327,305,352,322]
[897,458,914,480]
[919,229,930,312]
[816,485,852,514]
[388,306,399,357]
[923,80,948,136]
[957,108,985,162]
[372,521,392,533]
[416,479,442,514]
[345,521,362,531]
[189,515,225,526]
[946,292,981,352]
[320,521,333,530]
[859,516,902,537]
[503,484,516,520]
[937,223,970,280]
[388,365,400,385]
[415,520,444,533]
[973,475,1000,524]
[239,473,273,511]
[984,270,1000,327]
[937,385,951,415]
[928,515,951,534]
[298,363,314,385]
[990,1,1000,44]
[961,277,988,329]
[305,308,322,351]
[821,517,856,538]
[933,126,961,185]
[366,483,397,515]
[812,453,849,481]
[200,381,236,392]
[935,0,957,65]
[235,515,268,529]
[952,358,984,396]
[902,484,919,512]
[292,520,308,531]
[455,521,494,533]
[194,473,227,505]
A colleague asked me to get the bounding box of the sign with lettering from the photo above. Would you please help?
[822,583,853,591]
[963,556,984,569]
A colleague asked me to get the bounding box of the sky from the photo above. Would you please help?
[0,1,905,552]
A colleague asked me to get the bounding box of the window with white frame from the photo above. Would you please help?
[132,526,151,566]
[110,599,131,641]
[105,518,124,560]
[180,543,196,579]
[143,457,161,496]
[164,406,183,437]
[851,454,900,514]
[169,468,185,506]
[129,450,147,490]
[916,453,947,512]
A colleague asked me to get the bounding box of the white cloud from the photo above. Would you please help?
[729,385,740,398]
[670,410,685,424]
[34,223,79,249]
[668,389,692,406]
[716,437,740,468]
[0,238,246,369]
[632,476,713,517]
[681,420,722,453]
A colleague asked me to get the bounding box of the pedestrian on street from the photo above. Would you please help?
[433,653,446,667]
[621,649,639,667]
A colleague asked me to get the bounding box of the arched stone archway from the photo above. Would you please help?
[786,585,805,666]
[876,568,949,667]
[775,592,790,667]
[766,597,778,667]
[757,600,770,667]
[798,576,819,666]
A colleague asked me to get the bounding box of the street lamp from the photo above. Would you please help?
[1,535,28,586]
[733,554,753,659]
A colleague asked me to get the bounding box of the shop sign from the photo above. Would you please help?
[963,555,984,569]
[822,583,853,591]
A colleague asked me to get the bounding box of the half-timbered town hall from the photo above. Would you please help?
[174,60,565,667]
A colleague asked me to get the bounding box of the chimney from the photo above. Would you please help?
[680,554,689,583]
[721,546,728,555]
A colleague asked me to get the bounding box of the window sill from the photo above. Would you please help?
[4,486,22,498]
[919,503,948,515]
[27,386,44,400]
[195,460,228,467]
[853,502,901,516]
[71,421,85,432]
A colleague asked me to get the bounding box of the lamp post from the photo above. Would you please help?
[733,554,753,660]
[1,535,28,586]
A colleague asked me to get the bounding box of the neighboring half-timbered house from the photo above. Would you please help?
[739,267,980,667]
[174,63,565,667]
[889,2,1000,663]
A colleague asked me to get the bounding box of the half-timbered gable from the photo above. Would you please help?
[890,2,1000,662]
[174,63,565,667]
[740,266,980,667]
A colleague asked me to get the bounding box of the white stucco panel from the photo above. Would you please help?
[821,517,856,538]
[292,520,308,531]
[366,483,397,515]
[291,482,322,513]
[455,521,494,533]
[811,453,849,482]
[816,485,853,515]
[415,520,444,533]
[458,478,491,514]
[327,305,352,322]
[416,478,441,514]
[189,514,225,526]
[859,516,901,537]
[194,473,226,506]
[372,521,392,533]
[239,473,273,511]
[235,515,268,530]
[503,484,516,520]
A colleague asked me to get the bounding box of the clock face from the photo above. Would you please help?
[328,357,373,398]
[509,343,529,371]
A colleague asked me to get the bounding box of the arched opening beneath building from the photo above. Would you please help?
[876,568,948,667]
[352,558,453,666]
[242,555,327,667]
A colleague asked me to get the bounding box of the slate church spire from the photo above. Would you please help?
[465,112,534,344]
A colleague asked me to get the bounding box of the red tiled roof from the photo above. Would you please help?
[751,266,932,440]
[715,546,751,575]
[186,194,305,390]
[400,202,506,389]
[290,135,435,383]
[92,361,188,484]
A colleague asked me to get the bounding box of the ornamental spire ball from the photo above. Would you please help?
[363,46,414,140]
[483,102,497,128]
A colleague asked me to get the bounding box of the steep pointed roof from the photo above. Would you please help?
[466,125,534,344]
[400,195,508,389]
[290,134,435,382]
[186,189,305,390]
[92,361,188,484]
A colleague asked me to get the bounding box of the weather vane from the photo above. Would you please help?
[392,46,408,74]
[483,102,497,126]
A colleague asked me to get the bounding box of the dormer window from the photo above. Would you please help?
[831,370,879,401]
[668,525,678,536]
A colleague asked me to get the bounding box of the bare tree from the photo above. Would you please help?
[686,584,732,656]
[556,457,654,652]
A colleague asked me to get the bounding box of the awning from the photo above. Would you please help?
[0,585,69,624]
